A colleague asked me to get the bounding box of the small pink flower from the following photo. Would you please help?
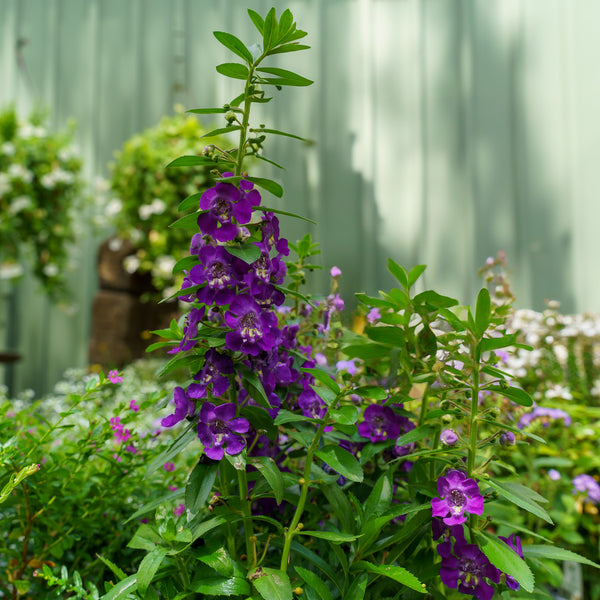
[173,503,185,517]
[110,416,122,431]
[367,308,381,324]
[129,399,140,412]
[330,266,342,277]
[108,370,124,384]
[114,428,132,443]
[163,462,175,472]
[168,485,178,492]
[113,454,122,462]
[125,445,137,454]
[6,411,15,418]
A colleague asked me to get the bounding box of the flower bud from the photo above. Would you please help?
[499,431,516,447]
[440,429,458,446]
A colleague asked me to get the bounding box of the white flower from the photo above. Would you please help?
[1,142,16,156]
[8,163,33,183]
[108,237,123,252]
[0,173,11,197]
[129,229,143,244]
[43,263,59,277]
[153,255,176,279]
[106,198,122,218]
[9,195,32,214]
[0,262,24,279]
[40,172,56,189]
[138,204,154,220]
[123,255,140,274]
[151,198,167,214]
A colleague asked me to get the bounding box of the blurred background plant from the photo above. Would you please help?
[106,108,228,301]
[0,360,194,599]
[0,105,84,302]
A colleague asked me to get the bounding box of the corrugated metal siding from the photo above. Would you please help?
[0,0,598,395]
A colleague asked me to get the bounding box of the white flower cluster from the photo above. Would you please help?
[40,167,76,189]
[138,198,167,220]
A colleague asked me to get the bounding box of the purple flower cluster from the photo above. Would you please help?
[431,470,484,526]
[518,406,571,429]
[572,473,600,504]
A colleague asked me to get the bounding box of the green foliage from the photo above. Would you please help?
[0,105,84,300]
[108,110,227,299]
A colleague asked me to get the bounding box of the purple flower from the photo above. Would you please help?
[336,359,357,375]
[161,386,196,428]
[190,246,244,306]
[197,402,250,460]
[224,294,280,356]
[187,349,234,399]
[197,181,253,242]
[298,386,327,419]
[440,541,500,600]
[173,503,185,517]
[498,534,524,591]
[548,469,561,481]
[366,308,381,324]
[330,266,342,277]
[168,307,205,353]
[440,429,459,446]
[431,470,484,525]
[358,404,401,442]
[518,406,571,429]
[572,474,600,504]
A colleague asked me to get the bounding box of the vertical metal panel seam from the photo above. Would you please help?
[418,0,429,287]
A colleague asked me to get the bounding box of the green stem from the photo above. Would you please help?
[467,353,481,478]
[238,468,255,568]
[279,411,331,572]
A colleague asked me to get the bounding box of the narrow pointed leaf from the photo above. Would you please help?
[256,67,313,86]
[407,264,427,288]
[254,206,316,224]
[522,545,600,568]
[297,530,359,543]
[294,567,333,600]
[250,456,285,504]
[301,367,340,394]
[247,9,264,34]
[137,547,168,596]
[315,445,363,482]
[487,384,533,407]
[201,125,242,139]
[267,43,311,55]
[169,211,204,229]
[177,192,202,212]
[262,8,277,52]
[251,127,312,142]
[185,460,219,517]
[476,532,535,593]
[252,567,292,600]
[475,288,491,336]
[187,107,242,114]
[166,155,220,168]
[486,479,553,524]
[213,31,254,64]
[100,574,138,600]
[387,259,408,288]
[225,243,262,264]
[351,561,426,594]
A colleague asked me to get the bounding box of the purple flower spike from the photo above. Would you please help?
[440,541,500,600]
[197,402,250,461]
[572,474,600,504]
[187,348,234,399]
[431,470,484,525]
[161,386,196,428]
[358,404,401,442]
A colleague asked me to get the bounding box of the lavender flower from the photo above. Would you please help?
[440,429,459,446]
[498,533,524,591]
[499,431,516,447]
[197,402,250,460]
[187,349,234,399]
[518,406,571,429]
[440,541,500,600]
[431,470,484,526]
[572,474,600,504]
[366,307,381,324]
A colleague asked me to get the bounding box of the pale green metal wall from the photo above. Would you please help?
[1,0,599,395]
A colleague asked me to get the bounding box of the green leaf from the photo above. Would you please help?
[365,325,405,346]
[250,456,284,504]
[387,259,408,288]
[344,573,368,600]
[522,544,600,568]
[407,264,427,288]
[145,423,197,479]
[352,385,388,401]
[329,405,359,425]
[246,176,283,198]
[172,254,198,275]
[480,333,519,353]
[100,574,138,600]
[252,127,311,142]
[267,43,311,55]
[321,483,355,533]
[274,409,315,426]
[252,567,292,600]
[137,547,168,596]
[476,532,535,593]
[124,489,184,524]
[128,523,164,551]
[478,418,547,444]
[294,567,333,600]
[276,9,294,41]
[216,62,250,80]
[256,67,313,86]
[315,445,363,482]
[255,205,316,224]
[224,243,261,264]
[186,460,219,518]
[413,290,459,309]
[213,31,254,64]
[166,155,220,168]
[192,576,251,596]
[297,530,359,543]
[363,473,393,520]
[239,365,273,411]
[487,385,534,407]
[178,192,203,212]
[351,561,426,594]
[169,211,202,230]
[247,9,264,34]
[301,367,340,394]
[475,288,491,337]
[486,479,553,524]
[342,342,389,360]
[194,545,235,577]
[96,554,127,581]
[201,125,242,139]
[394,424,435,448]
[290,541,342,591]
[262,8,277,52]
[254,155,286,169]
[188,515,229,544]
